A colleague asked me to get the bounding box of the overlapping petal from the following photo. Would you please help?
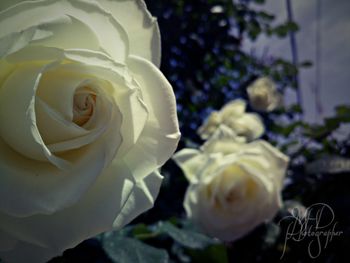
[0,161,162,262]
[0,1,176,262]
[198,99,264,141]
[0,0,129,62]
[0,61,69,167]
[124,55,180,180]
[98,0,161,66]
[177,130,288,242]
[0,48,126,217]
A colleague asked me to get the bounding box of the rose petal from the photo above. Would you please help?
[0,230,17,252]
[98,0,161,67]
[0,136,104,216]
[248,140,289,186]
[0,0,26,11]
[36,65,88,121]
[0,60,15,89]
[113,170,163,228]
[0,24,51,58]
[228,113,264,140]
[173,149,203,183]
[6,46,149,158]
[0,163,162,261]
[197,111,222,140]
[40,97,113,153]
[0,0,128,62]
[35,98,90,145]
[0,238,60,263]
[36,80,119,153]
[58,49,149,154]
[0,61,70,169]
[0,91,121,218]
[220,99,246,118]
[200,124,246,154]
[127,55,179,138]
[124,55,180,180]
[183,184,199,219]
[0,161,134,249]
[56,50,149,157]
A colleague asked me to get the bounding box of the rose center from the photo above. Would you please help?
[73,87,97,126]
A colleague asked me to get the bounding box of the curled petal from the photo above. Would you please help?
[247,140,289,186]
[0,91,121,217]
[226,113,264,141]
[114,170,163,228]
[6,45,148,157]
[124,55,180,180]
[0,0,129,62]
[98,0,161,67]
[0,61,69,169]
[220,99,246,118]
[173,149,203,183]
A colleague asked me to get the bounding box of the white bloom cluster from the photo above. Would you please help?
[247,77,282,112]
[198,99,264,141]
[175,96,288,242]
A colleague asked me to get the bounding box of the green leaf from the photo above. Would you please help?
[302,117,341,139]
[132,224,153,239]
[156,222,217,249]
[187,244,229,263]
[247,20,262,40]
[102,233,169,263]
[325,117,341,130]
[336,105,350,114]
[270,121,303,137]
[258,11,275,21]
[285,21,300,32]
[288,104,303,113]
[273,21,299,37]
[335,105,350,122]
[303,124,329,139]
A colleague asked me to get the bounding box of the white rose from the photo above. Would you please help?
[247,77,282,112]
[0,1,180,262]
[198,99,264,141]
[174,126,289,242]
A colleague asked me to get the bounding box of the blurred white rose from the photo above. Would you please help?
[198,99,264,141]
[247,77,282,112]
[174,126,289,242]
[0,1,180,262]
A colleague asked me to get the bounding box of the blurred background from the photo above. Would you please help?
[51,1,350,262]
[244,0,350,123]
